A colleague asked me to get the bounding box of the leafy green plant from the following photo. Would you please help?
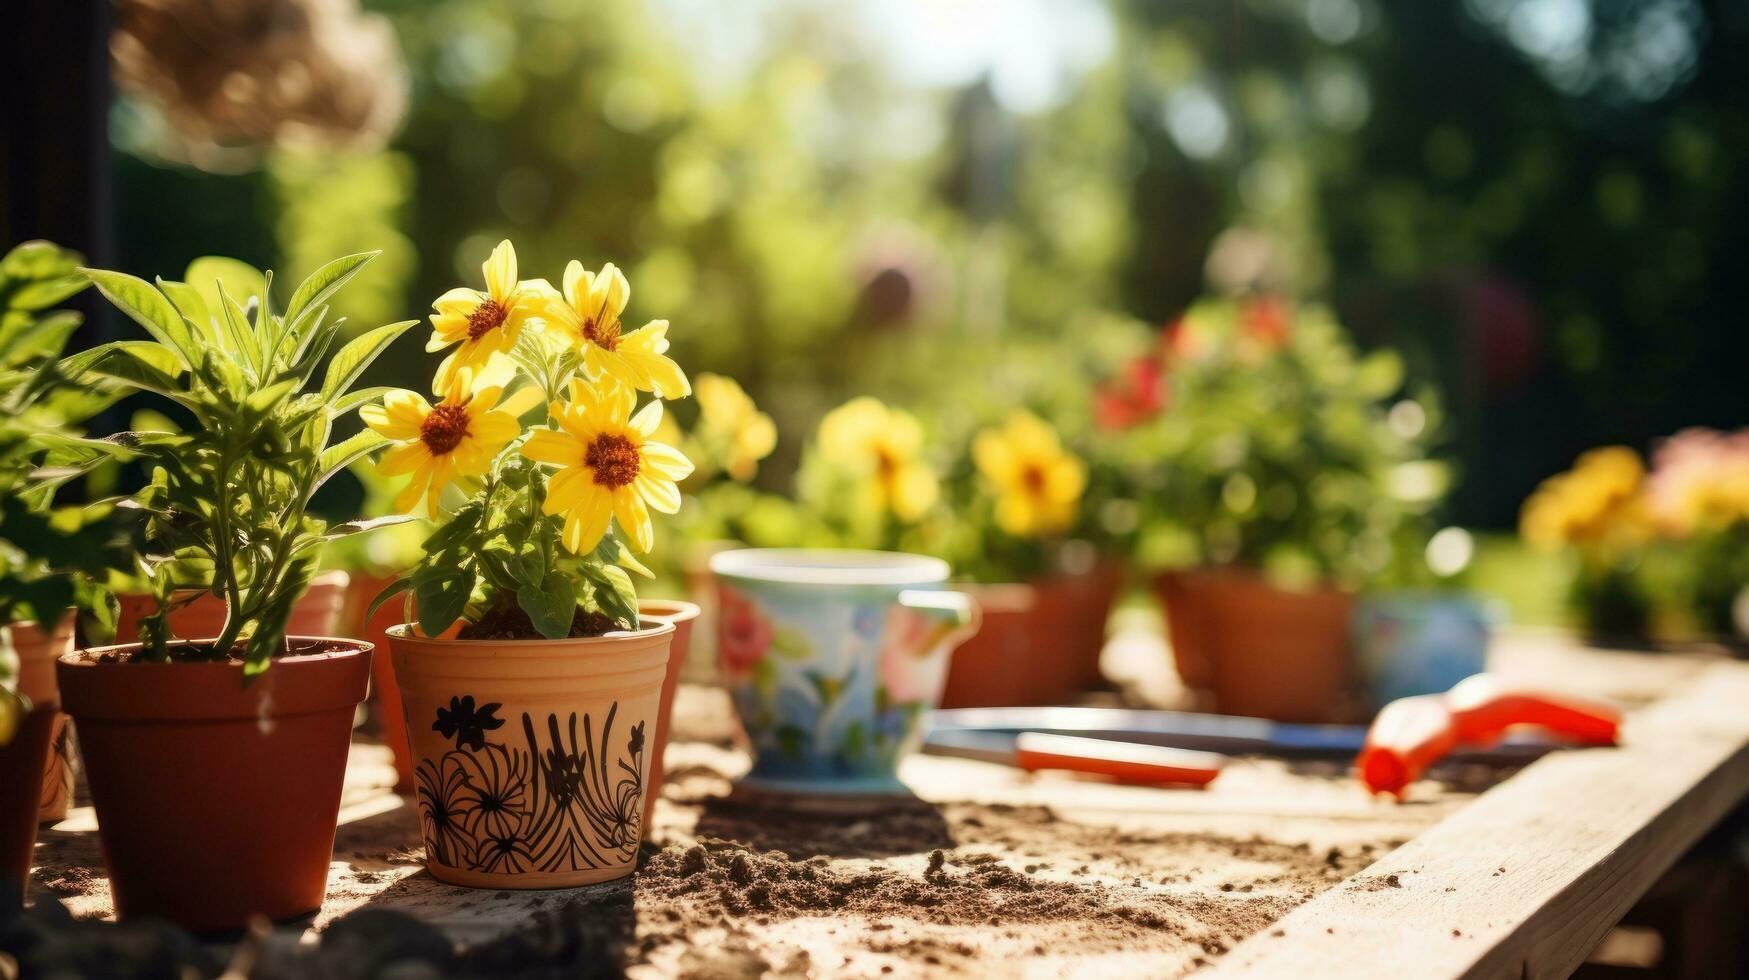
[0,241,144,735]
[1103,297,1447,590]
[59,251,415,674]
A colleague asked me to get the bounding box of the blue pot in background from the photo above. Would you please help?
[1354,591,1502,705]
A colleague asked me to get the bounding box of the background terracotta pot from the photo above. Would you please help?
[1153,568,1356,723]
[112,569,350,643]
[938,563,1123,708]
[1,615,72,914]
[636,598,699,835]
[57,640,371,931]
[345,572,415,793]
[388,621,673,888]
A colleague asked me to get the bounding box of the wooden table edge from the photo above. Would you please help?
[1198,658,1749,979]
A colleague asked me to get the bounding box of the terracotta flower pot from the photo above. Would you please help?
[112,569,350,643]
[938,564,1123,708]
[1153,568,1356,723]
[346,572,416,794]
[1,615,73,913]
[387,620,674,888]
[636,598,700,835]
[56,639,371,931]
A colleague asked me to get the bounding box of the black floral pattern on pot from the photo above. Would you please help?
[414,694,645,875]
[433,695,505,751]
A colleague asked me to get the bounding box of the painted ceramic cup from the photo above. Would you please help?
[1354,591,1500,705]
[710,549,980,793]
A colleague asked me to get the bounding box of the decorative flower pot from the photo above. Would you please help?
[710,549,981,794]
[387,620,675,888]
[56,639,371,931]
[1153,568,1356,723]
[38,714,74,824]
[1,615,73,914]
[1354,591,1500,706]
[636,598,700,836]
[347,572,416,794]
[113,569,351,643]
[938,563,1123,708]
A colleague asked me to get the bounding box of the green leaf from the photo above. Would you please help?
[422,501,483,554]
[771,628,812,660]
[414,566,472,638]
[85,347,192,405]
[591,562,639,628]
[519,571,577,639]
[185,256,267,321]
[215,283,263,377]
[315,429,389,487]
[81,268,199,369]
[154,278,217,348]
[320,319,418,401]
[328,386,394,419]
[365,576,412,624]
[284,251,378,336]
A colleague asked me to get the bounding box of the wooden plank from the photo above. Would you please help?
[1201,660,1749,979]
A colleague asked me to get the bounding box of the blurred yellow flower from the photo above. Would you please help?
[1519,446,1650,553]
[973,411,1087,538]
[522,379,694,554]
[545,261,690,399]
[426,240,553,393]
[818,397,937,522]
[363,370,520,519]
[696,372,777,482]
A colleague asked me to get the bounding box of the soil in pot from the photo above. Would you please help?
[939,564,1122,708]
[112,569,350,644]
[1,615,73,914]
[1155,569,1356,723]
[56,638,371,932]
[387,619,672,889]
[637,599,700,836]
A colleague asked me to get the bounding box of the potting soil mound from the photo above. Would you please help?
[23,684,1486,978]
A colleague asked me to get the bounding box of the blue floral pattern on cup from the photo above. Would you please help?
[712,549,979,793]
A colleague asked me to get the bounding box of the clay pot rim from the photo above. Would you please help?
[384,619,676,647]
[59,636,372,669]
[711,547,950,588]
[636,598,702,624]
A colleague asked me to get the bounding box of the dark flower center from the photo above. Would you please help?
[468,299,508,341]
[1021,464,1047,495]
[586,433,641,488]
[582,315,621,352]
[421,403,472,455]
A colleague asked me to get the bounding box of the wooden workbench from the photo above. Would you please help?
[25,629,1749,977]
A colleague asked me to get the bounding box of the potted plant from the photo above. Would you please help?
[0,241,137,913]
[51,250,414,931]
[1106,297,1444,722]
[368,242,694,887]
[926,409,1122,707]
[1521,431,1749,646]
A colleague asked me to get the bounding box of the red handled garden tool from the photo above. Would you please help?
[1357,673,1622,798]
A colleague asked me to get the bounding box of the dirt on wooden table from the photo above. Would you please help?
[22,676,1505,979]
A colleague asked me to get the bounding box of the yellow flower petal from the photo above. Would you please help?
[523,429,583,466]
[613,488,653,553]
[484,240,517,301]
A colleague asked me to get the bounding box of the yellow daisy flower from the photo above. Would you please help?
[362,372,521,519]
[427,240,553,392]
[696,372,776,482]
[817,397,938,523]
[1519,447,1648,552]
[973,410,1087,538]
[521,379,694,554]
[544,261,690,399]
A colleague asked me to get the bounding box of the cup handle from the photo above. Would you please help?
[897,589,982,649]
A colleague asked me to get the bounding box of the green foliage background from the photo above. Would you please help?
[105,0,1749,532]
